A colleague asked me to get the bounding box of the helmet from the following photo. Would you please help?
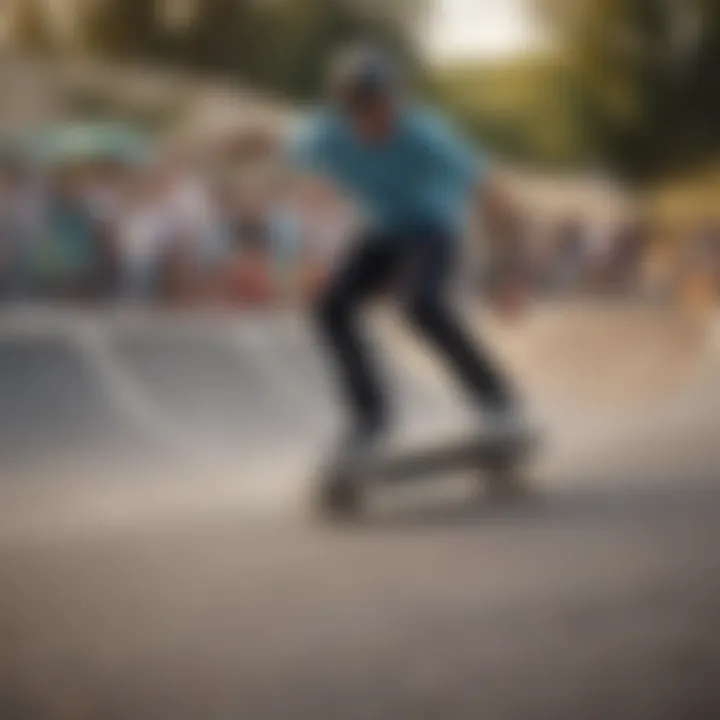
[327,44,400,111]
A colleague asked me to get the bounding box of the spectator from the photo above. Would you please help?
[117,166,174,302]
[293,181,355,300]
[33,168,102,300]
[0,165,30,298]
[604,219,647,293]
[266,179,305,303]
[222,188,275,307]
[80,164,125,300]
[159,161,225,304]
[555,218,587,293]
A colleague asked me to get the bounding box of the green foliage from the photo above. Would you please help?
[436,0,720,181]
[12,0,54,52]
[242,0,419,101]
[78,0,421,102]
[433,57,595,169]
[537,0,720,181]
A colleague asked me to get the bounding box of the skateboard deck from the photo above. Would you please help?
[317,433,538,518]
[351,434,532,484]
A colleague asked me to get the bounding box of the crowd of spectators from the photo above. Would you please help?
[0,151,355,308]
[0,143,717,311]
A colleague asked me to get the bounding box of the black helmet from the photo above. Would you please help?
[327,44,401,111]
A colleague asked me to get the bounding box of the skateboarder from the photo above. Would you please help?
[292,44,529,465]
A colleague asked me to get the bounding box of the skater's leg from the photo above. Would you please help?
[403,234,516,411]
[315,231,401,435]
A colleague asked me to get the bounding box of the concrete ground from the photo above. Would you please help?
[0,305,718,720]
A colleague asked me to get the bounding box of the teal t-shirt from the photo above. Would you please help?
[292,106,485,236]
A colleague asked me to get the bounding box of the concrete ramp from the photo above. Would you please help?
[385,303,714,413]
[0,305,717,505]
[1,306,719,720]
[0,310,459,476]
[0,329,152,469]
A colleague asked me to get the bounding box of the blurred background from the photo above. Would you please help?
[0,0,717,311]
[0,2,719,719]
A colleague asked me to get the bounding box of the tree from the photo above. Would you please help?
[11,0,54,52]
[244,0,423,100]
[77,0,423,101]
[537,0,720,181]
[84,0,169,58]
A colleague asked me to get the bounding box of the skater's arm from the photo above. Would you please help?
[412,110,517,229]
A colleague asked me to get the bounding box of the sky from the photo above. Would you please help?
[426,0,544,63]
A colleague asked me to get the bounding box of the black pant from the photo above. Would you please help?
[315,227,514,433]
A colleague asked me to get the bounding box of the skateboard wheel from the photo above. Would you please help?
[486,472,527,501]
[317,478,363,520]
[483,464,535,503]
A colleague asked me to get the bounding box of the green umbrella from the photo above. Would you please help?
[33,122,151,168]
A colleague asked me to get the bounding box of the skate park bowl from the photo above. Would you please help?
[1,303,720,720]
[0,302,718,535]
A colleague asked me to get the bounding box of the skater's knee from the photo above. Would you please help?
[405,291,444,329]
[314,287,350,330]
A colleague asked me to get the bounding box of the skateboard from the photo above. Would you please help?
[316,433,539,519]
